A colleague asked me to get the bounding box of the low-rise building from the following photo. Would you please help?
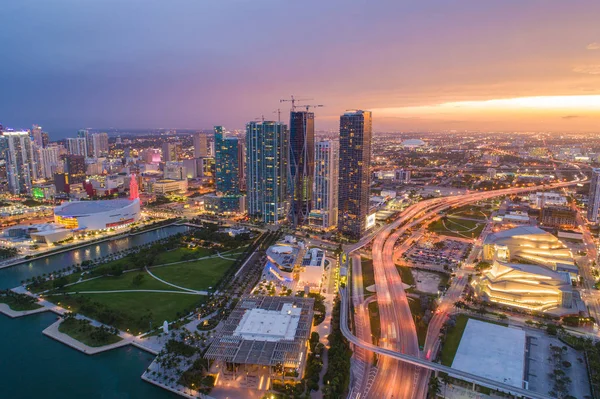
[473,260,573,311]
[151,179,188,194]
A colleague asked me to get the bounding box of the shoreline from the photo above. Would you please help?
[0,220,184,271]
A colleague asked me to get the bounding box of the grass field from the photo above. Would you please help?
[367,301,381,345]
[361,258,375,294]
[62,271,173,293]
[397,266,415,286]
[428,218,485,239]
[154,247,213,265]
[52,292,205,333]
[439,315,507,366]
[407,297,427,347]
[448,205,491,220]
[150,256,235,291]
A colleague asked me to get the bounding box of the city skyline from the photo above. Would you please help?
[2,0,599,133]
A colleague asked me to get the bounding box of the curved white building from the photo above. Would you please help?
[54,198,141,231]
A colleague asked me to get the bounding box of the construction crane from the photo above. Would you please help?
[299,104,324,112]
[280,95,313,111]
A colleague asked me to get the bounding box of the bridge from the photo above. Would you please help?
[339,289,551,399]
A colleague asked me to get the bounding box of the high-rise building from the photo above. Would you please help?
[91,133,109,158]
[31,124,43,148]
[77,129,93,157]
[288,111,315,226]
[41,132,49,148]
[338,110,373,239]
[214,126,240,195]
[246,121,289,224]
[65,155,86,184]
[310,140,339,230]
[193,133,208,158]
[39,146,61,179]
[162,142,180,162]
[238,138,246,191]
[2,131,36,194]
[67,137,88,157]
[588,168,600,223]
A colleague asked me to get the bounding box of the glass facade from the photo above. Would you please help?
[288,111,315,226]
[246,121,289,224]
[337,110,372,239]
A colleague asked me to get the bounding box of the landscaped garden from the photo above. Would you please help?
[0,290,42,311]
[58,315,122,347]
[27,224,256,334]
[428,217,485,239]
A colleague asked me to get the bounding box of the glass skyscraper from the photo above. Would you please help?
[338,110,373,239]
[2,131,36,194]
[288,110,315,226]
[246,121,289,224]
[588,168,600,223]
[310,139,339,230]
[214,126,240,195]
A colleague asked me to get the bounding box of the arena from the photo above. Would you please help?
[54,198,141,231]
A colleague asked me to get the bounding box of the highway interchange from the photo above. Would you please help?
[344,176,588,399]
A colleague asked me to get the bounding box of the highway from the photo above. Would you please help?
[339,289,552,399]
[347,177,586,399]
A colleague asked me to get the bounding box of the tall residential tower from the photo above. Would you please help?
[588,168,600,223]
[310,139,339,230]
[2,131,36,194]
[288,110,315,226]
[337,110,373,239]
[246,121,289,224]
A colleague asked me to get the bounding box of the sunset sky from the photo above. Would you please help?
[1,0,599,134]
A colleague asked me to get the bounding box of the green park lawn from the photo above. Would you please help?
[428,218,485,239]
[51,292,205,333]
[58,317,122,347]
[150,256,235,292]
[361,258,375,294]
[440,314,469,366]
[154,247,213,265]
[448,205,491,220]
[62,271,173,293]
[368,301,381,346]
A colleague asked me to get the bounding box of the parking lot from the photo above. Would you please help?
[402,237,472,271]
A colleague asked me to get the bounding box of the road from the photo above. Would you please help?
[339,289,552,399]
[574,209,600,323]
[347,177,585,399]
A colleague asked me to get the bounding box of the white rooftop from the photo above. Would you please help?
[233,303,301,342]
[451,319,526,389]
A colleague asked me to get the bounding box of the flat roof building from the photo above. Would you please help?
[204,296,314,374]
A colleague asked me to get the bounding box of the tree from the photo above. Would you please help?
[428,376,441,398]
[132,273,145,287]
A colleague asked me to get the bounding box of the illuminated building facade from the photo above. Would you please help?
[482,226,575,271]
[338,110,372,239]
[587,168,600,223]
[2,131,36,194]
[214,126,240,195]
[288,111,315,226]
[473,260,573,311]
[246,121,289,224]
[309,139,339,230]
[67,137,88,157]
[65,155,86,184]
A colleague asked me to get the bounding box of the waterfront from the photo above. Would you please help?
[0,226,189,399]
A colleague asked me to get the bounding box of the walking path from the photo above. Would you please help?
[145,267,207,294]
[0,303,49,318]
[51,289,204,295]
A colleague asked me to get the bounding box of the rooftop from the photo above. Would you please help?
[204,296,314,367]
[451,319,526,389]
[54,199,138,216]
